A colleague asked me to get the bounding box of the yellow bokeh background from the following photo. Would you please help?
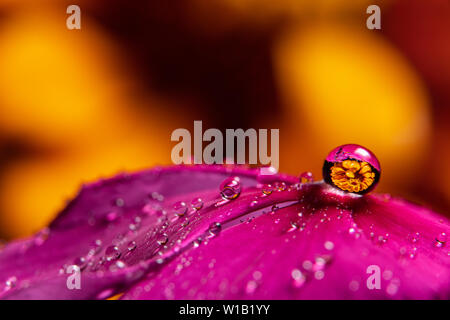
[0,0,448,239]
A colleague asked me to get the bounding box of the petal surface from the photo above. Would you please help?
[122,183,450,300]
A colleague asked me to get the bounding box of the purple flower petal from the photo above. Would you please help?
[0,165,449,300]
[121,183,450,300]
[0,165,288,299]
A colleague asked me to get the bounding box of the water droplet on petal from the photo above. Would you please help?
[291,269,306,288]
[273,181,286,192]
[261,184,273,196]
[73,256,87,269]
[157,233,169,245]
[245,280,258,294]
[173,201,187,216]
[220,177,241,200]
[5,276,17,289]
[435,232,447,247]
[408,232,420,244]
[115,198,125,207]
[299,172,314,184]
[324,241,334,250]
[323,144,380,195]
[105,245,121,261]
[127,241,137,251]
[208,222,222,237]
[190,198,203,210]
[106,211,119,222]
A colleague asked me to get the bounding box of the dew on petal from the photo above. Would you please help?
[323,144,380,195]
[220,177,241,200]
[435,232,447,247]
[261,184,273,196]
[73,256,87,269]
[324,241,334,251]
[5,276,17,289]
[273,181,287,192]
[173,201,187,216]
[115,198,125,207]
[245,280,258,294]
[190,198,203,210]
[299,172,314,184]
[105,245,121,261]
[291,269,306,288]
[127,241,137,251]
[208,222,222,237]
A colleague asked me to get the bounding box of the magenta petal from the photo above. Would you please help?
[122,183,450,300]
[0,165,291,299]
[1,165,449,300]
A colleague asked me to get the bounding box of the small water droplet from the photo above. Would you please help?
[314,270,325,280]
[208,222,222,237]
[349,280,359,292]
[173,201,187,216]
[261,184,273,195]
[291,269,306,288]
[408,232,420,243]
[73,256,87,269]
[5,276,17,289]
[287,221,299,232]
[299,172,313,184]
[273,181,287,192]
[105,245,120,261]
[408,247,418,259]
[245,280,258,294]
[250,200,258,207]
[190,198,203,210]
[157,233,169,245]
[127,241,137,251]
[115,198,125,207]
[220,177,241,200]
[435,232,447,247]
[151,192,164,202]
[324,241,334,250]
[106,211,119,222]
